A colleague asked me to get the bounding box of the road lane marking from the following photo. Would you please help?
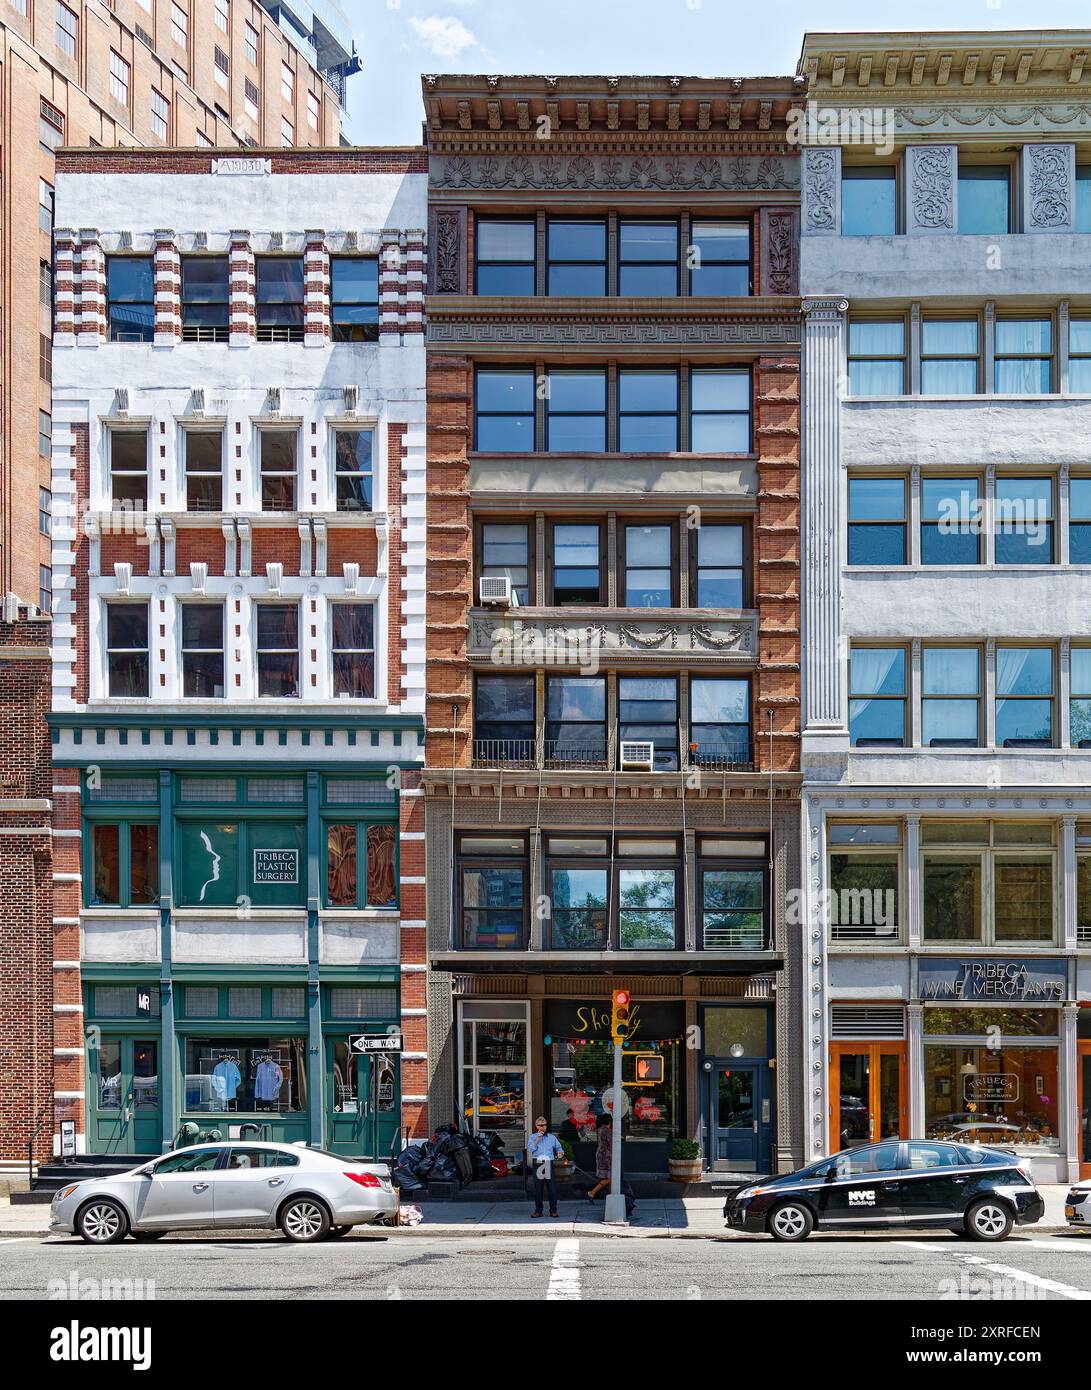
[897,1240,1091,1300]
[546,1238,581,1300]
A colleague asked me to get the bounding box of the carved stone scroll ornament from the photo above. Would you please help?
[431,208,463,293]
[909,146,954,230]
[1026,144,1072,229]
[802,148,838,232]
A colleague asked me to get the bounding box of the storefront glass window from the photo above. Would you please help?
[462,1019,527,1158]
[98,1040,121,1109]
[994,857,1053,941]
[549,1038,679,1142]
[183,1037,306,1113]
[827,850,899,941]
[922,856,983,941]
[133,1041,158,1110]
[924,1043,1059,1151]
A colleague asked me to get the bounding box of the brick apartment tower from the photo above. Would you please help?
[422,76,805,1175]
[31,146,426,1172]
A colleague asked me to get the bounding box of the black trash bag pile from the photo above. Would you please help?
[392,1126,507,1191]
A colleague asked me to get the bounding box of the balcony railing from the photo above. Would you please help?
[702,920,766,951]
[471,736,752,773]
[472,738,536,769]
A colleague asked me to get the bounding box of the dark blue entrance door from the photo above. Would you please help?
[711,1065,760,1171]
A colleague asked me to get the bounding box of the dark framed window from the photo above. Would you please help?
[256,604,299,698]
[184,430,223,511]
[994,318,1052,394]
[848,476,906,565]
[39,565,51,615]
[255,257,304,341]
[107,257,154,342]
[109,430,148,507]
[546,675,607,767]
[56,1,77,58]
[922,646,981,748]
[1070,477,1091,563]
[475,220,535,296]
[39,179,54,233]
[547,220,606,296]
[921,319,980,395]
[181,256,230,342]
[550,522,602,604]
[921,477,981,565]
[89,822,159,907]
[994,476,1053,564]
[39,487,51,536]
[619,675,678,770]
[848,647,906,747]
[622,522,673,607]
[698,845,768,951]
[841,165,897,236]
[478,520,531,606]
[331,603,375,697]
[106,603,149,697]
[996,646,1054,747]
[545,836,680,951]
[847,320,905,395]
[259,429,296,511]
[456,834,527,949]
[181,603,225,698]
[39,411,51,460]
[546,369,606,452]
[958,165,1011,235]
[690,368,750,452]
[693,523,745,607]
[619,369,678,451]
[689,221,750,296]
[473,674,535,765]
[330,257,379,341]
[618,221,678,296]
[475,368,534,452]
[333,429,373,512]
[326,821,397,908]
[689,677,750,766]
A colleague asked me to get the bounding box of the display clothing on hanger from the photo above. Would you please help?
[211,1057,241,1104]
[254,1057,284,1104]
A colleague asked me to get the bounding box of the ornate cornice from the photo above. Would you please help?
[427,296,801,352]
[429,151,799,195]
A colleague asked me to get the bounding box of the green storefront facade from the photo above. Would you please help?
[59,719,422,1159]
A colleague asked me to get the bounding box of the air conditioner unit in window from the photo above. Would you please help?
[479,575,511,607]
[620,740,654,771]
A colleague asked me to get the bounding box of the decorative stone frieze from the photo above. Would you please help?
[1023,142,1076,231]
[801,147,840,235]
[906,145,956,233]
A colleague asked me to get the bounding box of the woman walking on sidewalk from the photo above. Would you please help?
[527,1116,563,1218]
[586,1112,613,1202]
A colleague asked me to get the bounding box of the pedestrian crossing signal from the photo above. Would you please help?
[623,1051,664,1086]
[610,989,631,1043]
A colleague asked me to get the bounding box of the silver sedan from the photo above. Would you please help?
[50,1141,398,1244]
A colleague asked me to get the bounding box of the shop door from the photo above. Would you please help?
[88,1037,160,1155]
[1080,1041,1091,1180]
[326,1040,400,1159]
[710,1065,760,1171]
[830,1043,907,1152]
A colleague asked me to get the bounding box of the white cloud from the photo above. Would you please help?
[407,15,478,60]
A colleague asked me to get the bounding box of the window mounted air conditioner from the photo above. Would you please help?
[620,740,654,771]
[479,575,511,607]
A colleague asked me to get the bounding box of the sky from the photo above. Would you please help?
[342,0,1091,146]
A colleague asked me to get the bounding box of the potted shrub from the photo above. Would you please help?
[668,1138,703,1182]
[554,1139,575,1182]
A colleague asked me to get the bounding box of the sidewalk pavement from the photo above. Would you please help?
[0,1186,1077,1240]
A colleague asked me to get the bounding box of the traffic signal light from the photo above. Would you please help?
[610,988,631,1043]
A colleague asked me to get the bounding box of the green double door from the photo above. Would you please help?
[88,1036,162,1154]
[326,1039,400,1158]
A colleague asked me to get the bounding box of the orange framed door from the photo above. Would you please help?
[829,1042,908,1152]
[1079,1040,1091,1179]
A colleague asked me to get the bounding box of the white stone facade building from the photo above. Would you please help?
[799,31,1091,1182]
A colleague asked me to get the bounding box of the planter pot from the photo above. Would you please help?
[554,1161,574,1183]
[668,1157,703,1183]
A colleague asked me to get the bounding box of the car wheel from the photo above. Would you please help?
[77,1199,129,1245]
[965,1199,1013,1242]
[131,1231,167,1242]
[327,1225,352,1239]
[279,1196,331,1243]
[768,1201,814,1242]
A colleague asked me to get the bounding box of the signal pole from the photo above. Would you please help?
[605,988,630,1226]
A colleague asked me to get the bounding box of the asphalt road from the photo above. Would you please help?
[4,1228,1091,1301]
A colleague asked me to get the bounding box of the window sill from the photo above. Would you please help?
[468,450,758,463]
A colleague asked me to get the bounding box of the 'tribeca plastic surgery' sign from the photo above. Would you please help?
[253,849,300,884]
